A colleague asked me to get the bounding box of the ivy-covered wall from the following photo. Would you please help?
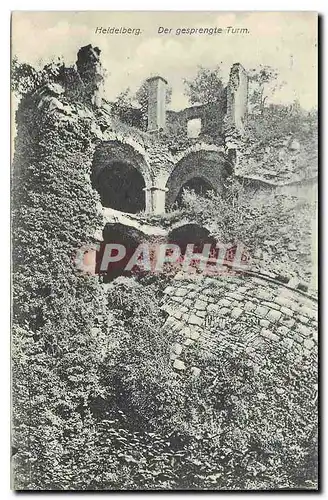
[11,80,110,489]
[11,44,318,490]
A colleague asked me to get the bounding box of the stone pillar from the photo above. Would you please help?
[147,76,167,132]
[76,44,104,107]
[226,63,248,132]
[143,186,168,214]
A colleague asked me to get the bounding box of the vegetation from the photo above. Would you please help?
[179,178,316,284]
[11,57,317,490]
[248,65,281,115]
[11,67,107,489]
[183,65,224,105]
[112,80,172,128]
[11,56,64,97]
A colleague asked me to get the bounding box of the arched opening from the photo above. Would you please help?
[92,141,151,214]
[96,162,145,214]
[168,224,217,256]
[96,223,143,282]
[175,177,214,207]
[165,150,229,210]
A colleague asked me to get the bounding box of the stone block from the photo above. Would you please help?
[189,314,204,326]
[262,301,280,311]
[196,310,207,318]
[298,315,309,324]
[297,323,311,337]
[173,343,183,355]
[281,306,294,317]
[254,306,269,318]
[191,366,201,377]
[282,337,294,349]
[245,301,256,312]
[261,328,279,341]
[231,307,243,319]
[260,319,270,328]
[173,359,186,370]
[207,303,220,313]
[190,327,201,340]
[277,326,289,336]
[171,321,183,332]
[300,305,317,320]
[260,328,271,339]
[172,295,184,304]
[266,309,282,323]
[275,295,297,309]
[165,316,175,327]
[175,287,188,297]
[218,307,230,317]
[181,327,191,338]
[174,310,182,319]
[227,292,243,301]
[292,332,304,345]
[304,338,315,350]
[257,289,273,300]
[218,298,231,308]
[194,299,207,310]
[280,316,295,328]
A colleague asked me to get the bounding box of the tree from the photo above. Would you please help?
[135,79,172,114]
[248,65,283,115]
[178,176,315,284]
[112,80,172,129]
[114,80,172,114]
[183,66,224,105]
[11,56,65,98]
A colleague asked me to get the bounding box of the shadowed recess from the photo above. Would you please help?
[96,161,146,214]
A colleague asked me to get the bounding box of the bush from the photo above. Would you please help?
[179,179,315,283]
[88,277,318,490]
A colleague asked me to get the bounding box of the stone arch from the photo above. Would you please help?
[164,149,230,209]
[97,223,146,282]
[92,141,152,214]
[168,223,217,255]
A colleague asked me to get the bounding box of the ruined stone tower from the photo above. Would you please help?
[15,43,317,378]
[147,75,168,132]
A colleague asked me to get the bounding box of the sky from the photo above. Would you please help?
[11,11,318,110]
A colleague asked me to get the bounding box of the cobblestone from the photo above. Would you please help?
[266,309,282,323]
[161,275,317,373]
